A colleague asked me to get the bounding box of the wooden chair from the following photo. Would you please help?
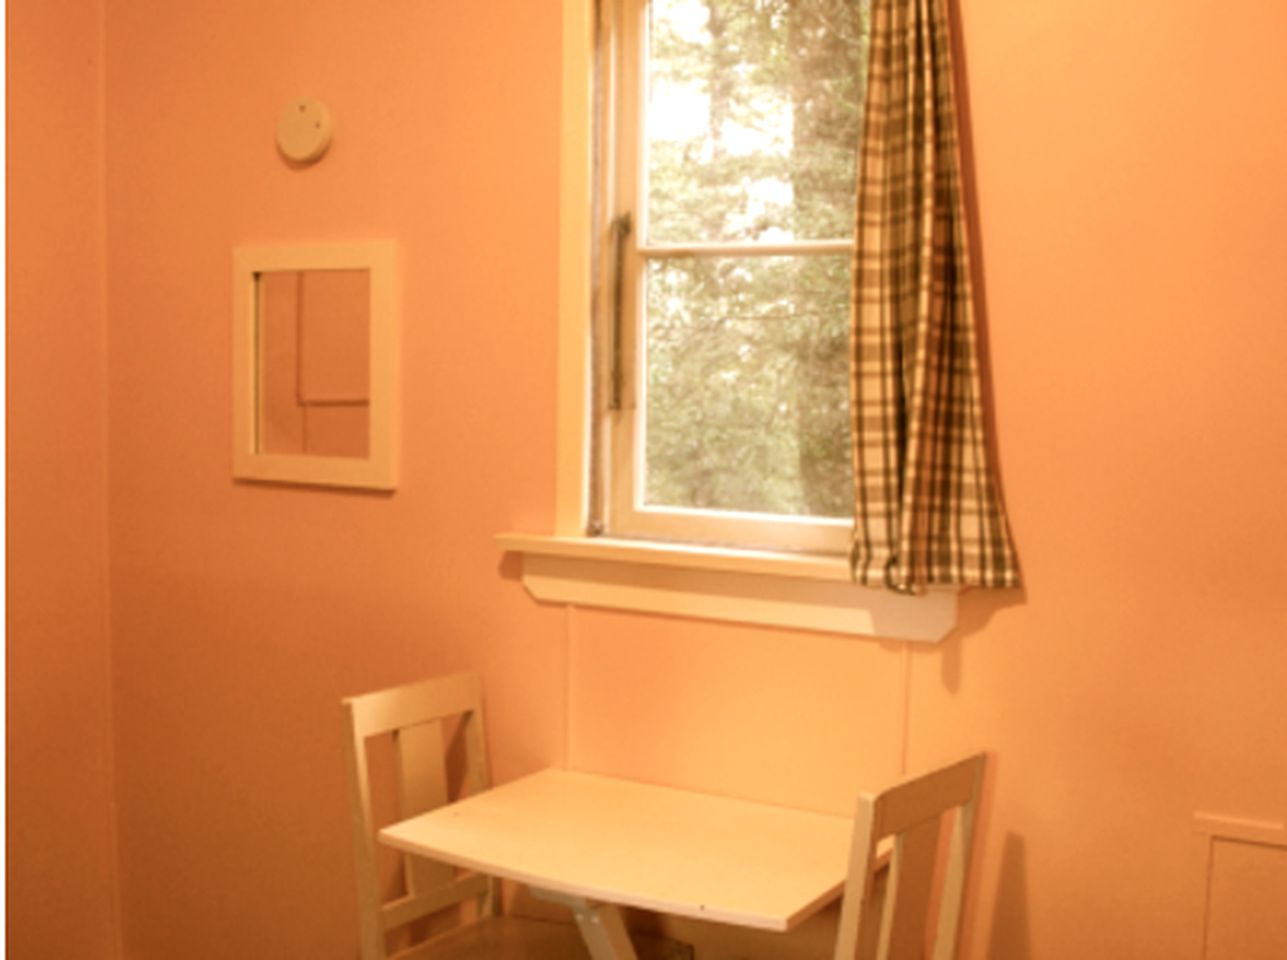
[341,673,589,960]
[832,754,987,960]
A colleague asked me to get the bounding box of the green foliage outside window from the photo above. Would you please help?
[641,0,869,519]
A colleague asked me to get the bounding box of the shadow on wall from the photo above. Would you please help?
[986,832,1033,960]
[929,586,1026,694]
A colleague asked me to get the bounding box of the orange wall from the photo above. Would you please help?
[5,0,121,956]
[101,1,567,956]
[11,0,1285,957]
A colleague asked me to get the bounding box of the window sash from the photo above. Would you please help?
[597,0,856,554]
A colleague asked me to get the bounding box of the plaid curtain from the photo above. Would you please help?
[850,0,1021,594]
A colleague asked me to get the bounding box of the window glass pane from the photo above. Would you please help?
[645,0,868,244]
[643,255,853,517]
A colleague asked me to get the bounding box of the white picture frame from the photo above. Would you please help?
[231,240,398,490]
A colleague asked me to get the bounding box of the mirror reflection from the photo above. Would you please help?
[256,269,370,459]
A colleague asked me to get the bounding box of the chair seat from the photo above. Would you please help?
[408,916,590,959]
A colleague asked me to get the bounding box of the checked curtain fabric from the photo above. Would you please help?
[850,0,1021,593]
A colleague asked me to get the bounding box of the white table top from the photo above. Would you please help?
[378,768,854,932]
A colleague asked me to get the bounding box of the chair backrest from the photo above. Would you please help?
[833,754,987,960]
[341,673,497,960]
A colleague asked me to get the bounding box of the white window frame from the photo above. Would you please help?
[596,0,856,554]
[493,0,956,643]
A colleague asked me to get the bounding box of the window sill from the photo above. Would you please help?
[495,533,957,642]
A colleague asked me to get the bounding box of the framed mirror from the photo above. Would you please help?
[232,241,397,489]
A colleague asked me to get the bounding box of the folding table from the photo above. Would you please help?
[379,768,854,960]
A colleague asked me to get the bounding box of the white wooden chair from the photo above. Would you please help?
[832,754,987,960]
[341,673,589,960]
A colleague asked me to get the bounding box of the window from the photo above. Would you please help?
[497,0,958,641]
[593,0,869,553]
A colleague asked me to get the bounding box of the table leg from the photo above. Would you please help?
[530,889,640,960]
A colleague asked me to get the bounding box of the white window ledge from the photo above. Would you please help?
[495,533,957,642]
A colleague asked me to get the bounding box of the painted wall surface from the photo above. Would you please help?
[5,0,121,956]
[102,1,566,956]
[8,0,1279,957]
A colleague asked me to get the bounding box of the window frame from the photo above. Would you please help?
[593,0,858,554]
[492,0,957,643]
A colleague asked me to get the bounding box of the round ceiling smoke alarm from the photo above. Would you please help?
[276,98,333,164]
